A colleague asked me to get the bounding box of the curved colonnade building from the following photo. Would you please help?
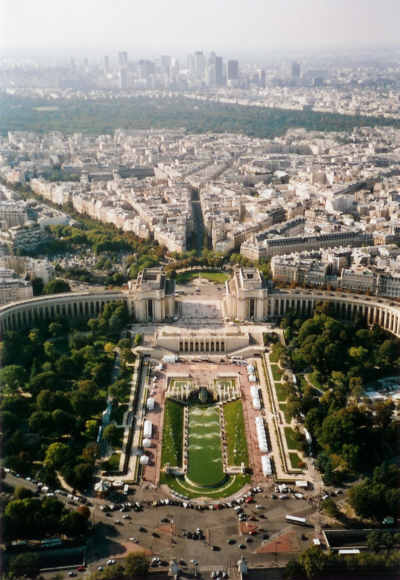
[0,267,175,335]
[1,266,400,339]
[223,267,400,338]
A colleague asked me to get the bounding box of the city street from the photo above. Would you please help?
[4,471,320,576]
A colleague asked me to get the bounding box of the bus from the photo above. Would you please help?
[285,514,307,526]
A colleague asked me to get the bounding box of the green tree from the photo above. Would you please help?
[348,345,369,363]
[52,409,76,436]
[349,480,387,520]
[0,365,27,394]
[31,277,44,296]
[125,553,149,577]
[84,419,99,440]
[28,410,53,435]
[13,486,34,500]
[43,278,71,295]
[43,340,57,360]
[284,558,305,579]
[298,547,328,579]
[61,510,89,537]
[9,553,40,578]
[2,410,19,436]
[44,442,71,469]
[102,423,120,447]
[367,530,382,553]
[48,321,64,337]
[65,463,94,491]
[321,497,339,519]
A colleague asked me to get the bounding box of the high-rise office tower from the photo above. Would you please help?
[104,56,110,74]
[194,51,206,80]
[215,56,224,86]
[291,61,301,79]
[119,67,128,89]
[187,53,195,75]
[139,60,155,79]
[161,55,171,74]
[118,51,128,68]
[227,59,239,80]
[207,52,217,86]
[258,69,266,88]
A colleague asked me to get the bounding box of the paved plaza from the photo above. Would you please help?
[177,298,224,326]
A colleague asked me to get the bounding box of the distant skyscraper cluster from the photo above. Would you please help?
[94,49,245,90]
[186,51,240,88]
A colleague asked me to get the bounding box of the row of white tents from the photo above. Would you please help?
[141,419,153,464]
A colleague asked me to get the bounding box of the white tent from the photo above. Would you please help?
[143,420,152,438]
[249,374,257,382]
[162,355,177,364]
[143,438,151,448]
[140,454,149,465]
[147,397,155,411]
[261,455,272,477]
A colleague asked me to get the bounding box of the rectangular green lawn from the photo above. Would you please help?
[289,452,303,469]
[187,405,225,487]
[280,403,292,423]
[284,426,303,451]
[270,364,284,381]
[161,399,184,467]
[223,400,249,467]
[175,271,229,284]
[275,382,288,402]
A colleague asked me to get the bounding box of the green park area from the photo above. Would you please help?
[175,270,229,285]
[101,452,121,473]
[160,400,249,498]
[275,382,289,402]
[160,472,249,499]
[223,400,249,467]
[187,405,225,487]
[289,452,304,469]
[284,426,303,451]
[161,399,184,468]
[271,364,284,381]
[280,403,293,423]
[3,94,400,138]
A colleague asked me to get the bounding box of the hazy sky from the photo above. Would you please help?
[2,0,400,60]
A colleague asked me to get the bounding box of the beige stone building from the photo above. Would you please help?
[156,326,249,354]
[223,267,270,321]
[127,268,175,322]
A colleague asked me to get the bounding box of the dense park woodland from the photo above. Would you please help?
[270,303,400,522]
[0,301,135,542]
[2,94,400,137]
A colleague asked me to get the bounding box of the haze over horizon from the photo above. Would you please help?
[2,0,400,62]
